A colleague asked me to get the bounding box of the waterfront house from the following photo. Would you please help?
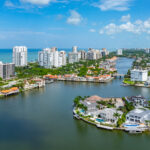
[126,96,149,107]
[44,75,58,80]
[86,76,94,82]
[85,95,107,103]
[99,108,123,124]
[78,77,86,82]
[131,69,148,82]
[85,95,124,108]
[0,87,19,96]
[79,99,100,117]
[126,108,150,124]
[93,77,100,82]
[99,75,111,81]
[80,101,97,111]
[33,78,45,87]
[24,81,38,90]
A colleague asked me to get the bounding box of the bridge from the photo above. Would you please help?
[112,74,124,78]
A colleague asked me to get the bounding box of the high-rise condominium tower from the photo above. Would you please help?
[13,46,27,67]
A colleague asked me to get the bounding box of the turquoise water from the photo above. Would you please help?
[80,109,85,113]
[0,49,40,63]
[0,49,72,63]
[96,118,104,122]
[124,124,139,127]
[0,48,114,63]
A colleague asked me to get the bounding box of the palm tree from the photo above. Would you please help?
[145,120,150,126]
[113,112,121,119]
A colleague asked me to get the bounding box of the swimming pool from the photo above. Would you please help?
[80,109,85,113]
[124,124,139,127]
[96,118,104,123]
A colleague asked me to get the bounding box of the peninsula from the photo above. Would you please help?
[73,95,150,134]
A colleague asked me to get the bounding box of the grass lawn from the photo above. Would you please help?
[123,78,135,85]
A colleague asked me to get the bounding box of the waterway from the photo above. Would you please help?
[0,57,150,150]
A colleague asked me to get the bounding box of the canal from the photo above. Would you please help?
[0,57,150,150]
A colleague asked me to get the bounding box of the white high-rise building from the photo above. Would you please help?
[79,50,86,60]
[101,48,109,57]
[53,51,59,67]
[145,48,150,54]
[38,48,52,68]
[59,51,66,66]
[13,46,27,66]
[38,48,66,68]
[68,52,79,63]
[117,49,123,55]
[72,46,78,53]
[68,46,80,63]
[131,69,148,82]
[87,49,102,60]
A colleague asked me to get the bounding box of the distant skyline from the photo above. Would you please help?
[0,0,150,48]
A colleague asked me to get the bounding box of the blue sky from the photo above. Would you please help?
[0,0,150,49]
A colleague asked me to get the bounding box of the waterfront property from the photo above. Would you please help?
[0,87,19,96]
[24,78,45,90]
[0,77,46,97]
[99,108,123,124]
[74,95,124,126]
[73,93,150,133]
[44,74,113,83]
[131,69,148,82]
[126,95,149,108]
[126,108,150,124]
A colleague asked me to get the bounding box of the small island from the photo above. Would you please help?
[73,95,150,134]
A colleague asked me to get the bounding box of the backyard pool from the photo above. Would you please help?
[96,118,104,123]
[124,124,139,127]
[80,109,85,113]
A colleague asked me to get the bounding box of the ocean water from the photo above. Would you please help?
[0,49,40,63]
[0,48,115,63]
[0,49,72,63]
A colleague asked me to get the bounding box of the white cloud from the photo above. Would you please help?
[5,0,15,7]
[120,22,135,32]
[89,29,96,32]
[21,0,51,5]
[135,20,143,25]
[20,0,67,5]
[99,18,150,35]
[93,0,133,11]
[144,19,150,28]
[67,10,82,25]
[5,0,67,9]
[121,14,131,22]
[99,30,104,34]
[105,23,120,34]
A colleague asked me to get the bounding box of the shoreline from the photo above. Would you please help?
[0,77,114,98]
[122,82,150,88]
[73,109,149,134]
